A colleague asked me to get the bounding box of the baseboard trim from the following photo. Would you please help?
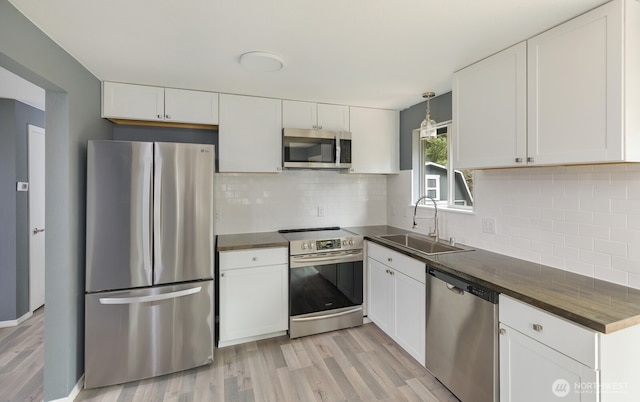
[0,311,32,328]
[48,374,84,402]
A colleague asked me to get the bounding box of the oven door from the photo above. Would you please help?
[289,253,363,338]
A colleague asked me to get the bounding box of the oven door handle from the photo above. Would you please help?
[291,250,363,264]
[290,307,363,322]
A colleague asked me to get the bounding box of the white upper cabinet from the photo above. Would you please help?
[218,94,283,173]
[282,100,349,131]
[349,106,399,174]
[527,0,632,165]
[164,88,219,125]
[453,42,527,169]
[454,0,640,169]
[102,82,165,121]
[102,82,219,125]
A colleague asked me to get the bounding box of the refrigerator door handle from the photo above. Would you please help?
[99,286,202,305]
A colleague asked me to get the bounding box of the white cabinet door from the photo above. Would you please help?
[282,100,317,129]
[527,0,622,165]
[453,42,527,169]
[367,257,393,334]
[282,101,349,131]
[317,103,349,131]
[102,82,164,121]
[218,94,283,172]
[394,270,425,365]
[164,88,218,125]
[349,107,399,174]
[499,323,598,402]
[219,263,288,346]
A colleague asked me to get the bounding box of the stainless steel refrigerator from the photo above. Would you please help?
[84,140,214,389]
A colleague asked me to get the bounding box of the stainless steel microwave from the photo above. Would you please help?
[282,128,352,169]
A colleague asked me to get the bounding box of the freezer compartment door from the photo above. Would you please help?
[84,280,214,389]
[154,142,214,285]
[86,141,153,292]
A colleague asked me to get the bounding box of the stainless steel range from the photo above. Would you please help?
[279,227,364,338]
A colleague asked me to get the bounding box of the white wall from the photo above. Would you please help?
[216,170,387,234]
[388,164,640,290]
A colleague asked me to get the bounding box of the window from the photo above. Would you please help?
[412,122,474,210]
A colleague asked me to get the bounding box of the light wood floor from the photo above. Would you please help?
[77,323,458,402]
[0,307,44,402]
[0,313,459,402]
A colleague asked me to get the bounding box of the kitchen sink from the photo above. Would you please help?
[376,233,473,256]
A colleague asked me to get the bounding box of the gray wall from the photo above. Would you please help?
[1,1,112,400]
[0,99,45,321]
[399,92,452,170]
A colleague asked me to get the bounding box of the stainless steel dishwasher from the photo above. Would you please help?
[425,266,499,402]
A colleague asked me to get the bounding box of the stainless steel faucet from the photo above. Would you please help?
[413,195,439,241]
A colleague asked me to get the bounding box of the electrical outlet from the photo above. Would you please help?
[317,205,325,217]
[482,217,497,234]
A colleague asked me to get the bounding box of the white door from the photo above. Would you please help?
[28,124,45,311]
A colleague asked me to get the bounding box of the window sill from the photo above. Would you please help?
[410,204,475,215]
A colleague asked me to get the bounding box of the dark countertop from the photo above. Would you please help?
[217,231,288,252]
[347,225,640,334]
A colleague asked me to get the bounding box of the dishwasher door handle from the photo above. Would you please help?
[445,283,465,295]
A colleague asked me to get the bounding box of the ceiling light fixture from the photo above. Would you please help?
[239,51,284,72]
[420,91,437,139]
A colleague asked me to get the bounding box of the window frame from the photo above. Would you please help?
[412,121,474,212]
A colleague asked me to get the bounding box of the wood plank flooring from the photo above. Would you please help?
[77,323,459,402]
[0,307,44,402]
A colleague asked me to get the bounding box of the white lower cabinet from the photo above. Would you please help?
[367,241,425,365]
[218,247,288,347]
[500,294,640,402]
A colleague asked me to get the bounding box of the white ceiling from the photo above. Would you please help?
[9,0,606,110]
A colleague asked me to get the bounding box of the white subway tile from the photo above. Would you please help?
[579,249,611,268]
[565,260,595,277]
[593,239,628,257]
[611,256,640,275]
[594,266,628,286]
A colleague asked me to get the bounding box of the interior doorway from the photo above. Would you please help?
[28,124,45,312]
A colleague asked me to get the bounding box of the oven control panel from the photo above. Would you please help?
[289,236,363,256]
[316,239,341,251]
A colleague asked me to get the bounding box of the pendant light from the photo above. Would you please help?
[420,92,437,139]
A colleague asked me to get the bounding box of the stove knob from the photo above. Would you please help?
[348,239,354,246]
[309,242,314,249]
[301,243,307,250]
[342,240,348,246]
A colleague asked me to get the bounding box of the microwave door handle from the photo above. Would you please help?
[336,140,341,168]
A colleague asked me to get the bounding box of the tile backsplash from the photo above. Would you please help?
[388,164,640,290]
[216,170,387,234]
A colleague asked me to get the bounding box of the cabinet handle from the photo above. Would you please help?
[387,257,392,262]
[252,257,257,261]
[527,157,535,163]
[221,273,225,277]
[317,125,322,129]
[499,328,506,335]
[157,114,163,119]
[165,114,171,119]
[532,323,543,332]
[515,157,523,163]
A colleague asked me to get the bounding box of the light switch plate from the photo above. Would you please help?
[16,182,29,192]
[482,217,497,234]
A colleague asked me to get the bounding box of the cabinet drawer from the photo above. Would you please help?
[367,241,425,283]
[499,295,598,368]
[220,247,288,271]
